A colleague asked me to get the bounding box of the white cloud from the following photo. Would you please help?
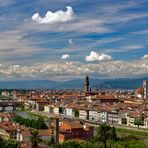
[102,45,144,53]
[59,18,111,33]
[61,54,70,60]
[86,51,112,62]
[131,30,148,35]
[122,45,143,50]
[0,58,148,81]
[142,55,148,59]
[0,30,44,64]
[69,39,73,44]
[32,6,75,24]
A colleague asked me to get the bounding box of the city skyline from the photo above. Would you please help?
[0,0,148,81]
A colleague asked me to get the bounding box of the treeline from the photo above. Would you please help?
[13,115,48,129]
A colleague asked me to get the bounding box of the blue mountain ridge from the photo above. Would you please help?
[0,77,147,89]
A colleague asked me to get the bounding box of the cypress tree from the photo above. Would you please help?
[110,126,117,141]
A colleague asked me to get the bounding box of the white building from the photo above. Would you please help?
[144,117,148,128]
[65,108,73,117]
[44,105,50,113]
[108,111,119,124]
[53,106,59,115]
[99,112,108,123]
[89,110,99,121]
[1,91,10,97]
[79,109,89,120]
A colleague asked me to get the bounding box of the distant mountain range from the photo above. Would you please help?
[0,77,147,90]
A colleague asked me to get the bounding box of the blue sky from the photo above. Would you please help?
[0,0,148,81]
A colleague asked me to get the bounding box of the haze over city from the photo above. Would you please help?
[0,0,148,81]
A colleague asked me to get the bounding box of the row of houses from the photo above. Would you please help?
[0,119,94,145]
[43,105,148,129]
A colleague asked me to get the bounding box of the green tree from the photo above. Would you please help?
[30,119,35,127]
[13,115,48,129]
[0,137,18,148]
[97,124,111,148]
[110,126,117,141]
[30,130,42,148]
[60,140,82,148]
[82,142,99,148]
[74,109,79,117]
[36,117,48,129]
[50,136,55,145]
[134,118,144,130]
[44,136,55,147]
[25,118,30,127]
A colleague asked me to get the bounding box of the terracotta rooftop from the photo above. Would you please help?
[128,111,143,118]
[21,129,52,138]
[0,121,19,131]
[60,121,91,132]
[38,129,52,137]
[0,113,15,118]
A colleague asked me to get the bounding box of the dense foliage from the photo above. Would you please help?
[13,115,48,129]
[134,117,144,128]
[110,126,117,141]
[48,140,146,148]
[0,137,18,148]
[52,125,146,148]
[97,124,111,148]
[30,130,42,148]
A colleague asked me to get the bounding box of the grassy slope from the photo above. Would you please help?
[116,127,148,146]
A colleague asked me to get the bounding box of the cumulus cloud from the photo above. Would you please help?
[61,54,70,60]
[86,51,112,62]
[0,58,148,81]
[142,54,148,59]
[32,6,75,24]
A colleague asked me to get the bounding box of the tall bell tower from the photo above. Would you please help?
[84,76,89,92]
